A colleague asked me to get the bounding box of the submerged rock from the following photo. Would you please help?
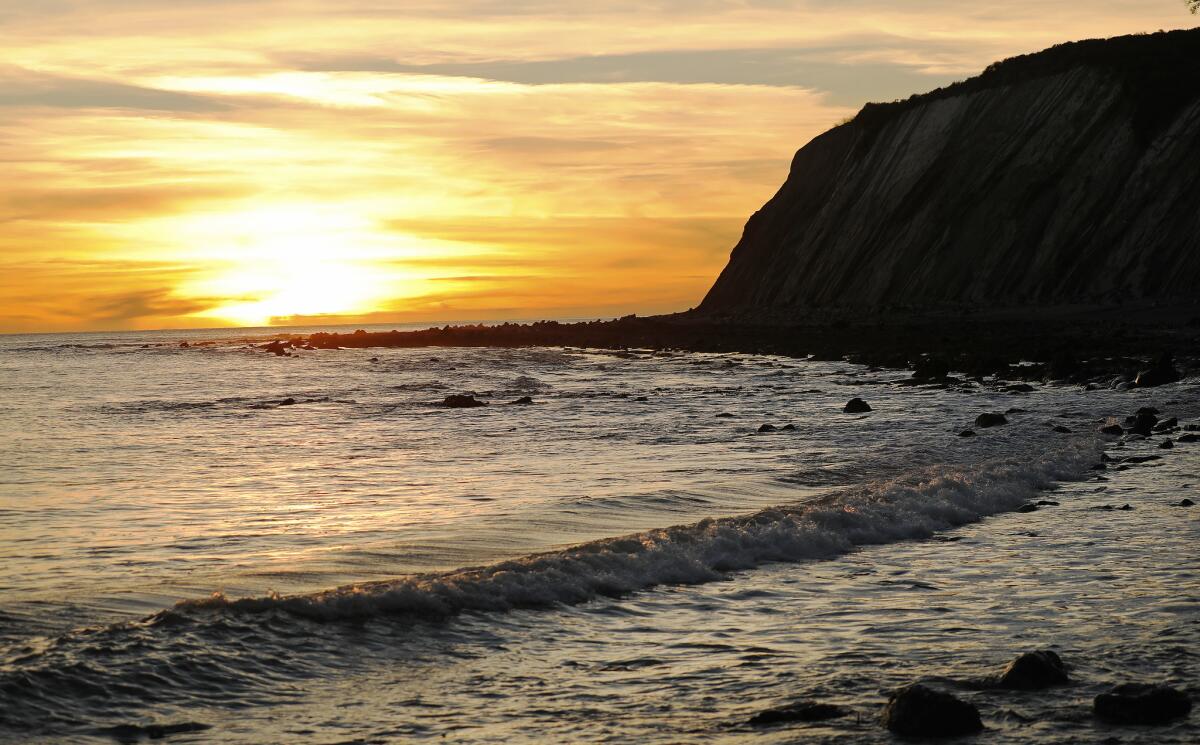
[1100,420,1124,436]
[1053,425,1072,433]
[442,394,487,408]
[510,396,534,405]
[1178,433,1200,443]
[975,413,1008,428]
[990,650,1070,690]
[881,684,983,737]
[748,700,848,726]
[1175,499,1195,507]
[1094,683,1192,724]
[1160,439,1174,449]
[1017,503,1039,513]
[843,397,872,413]
[758,424,778,433]
[959,430,977,438]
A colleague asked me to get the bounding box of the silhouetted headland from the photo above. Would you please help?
[264,29,1200,380]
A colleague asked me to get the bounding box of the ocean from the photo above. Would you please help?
[0,327,1196,743]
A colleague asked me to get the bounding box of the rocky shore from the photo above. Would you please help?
[250,313,1199,388]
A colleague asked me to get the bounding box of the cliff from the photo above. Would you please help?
[699,29,1200,320]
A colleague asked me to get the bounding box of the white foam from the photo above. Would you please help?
[174,438,1101,623]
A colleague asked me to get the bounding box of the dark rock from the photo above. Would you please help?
[959,430,977,438]
[1176,499,1195,507]
[1160,439,1174,449]
[1037,500,1061,506]
[782,424,797,431]
[716,412,735,418]
[1005,408,1028,414]
[1129,412,1158,437]
[1017,503,1039,513]
[1177,433,1200,443]
[1123,455,1161,464]
[1006,384,1035,393]
[634,396,649,402]
[748,700,848,726]
[1154,417,1179,431]
[179,341,189,348]
[844,397,872,413]
[991,650,1070,690]
[510,396,534,405]
[1094,683,1192,724]
[1090,463,1107,471]
[1137,406,1161,416]
[1100,422,1124,436]
[1185,424,1200,432]
[1134,352,1182,388]
[443,394,487,408]
[369,357,380,363]
[1053,425,1072,433]
[758,424,778,433]
[881,684,983,737]
[278,397,297,406]
[1119,504,1134,511]
[975,413,1008,428]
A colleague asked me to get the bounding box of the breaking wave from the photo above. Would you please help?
[170,438,1099,623]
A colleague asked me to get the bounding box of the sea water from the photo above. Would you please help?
[0,329,1196,742]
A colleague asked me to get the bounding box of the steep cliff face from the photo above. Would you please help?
[700,30,1200,318]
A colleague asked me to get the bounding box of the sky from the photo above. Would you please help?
[0,1,1195,332]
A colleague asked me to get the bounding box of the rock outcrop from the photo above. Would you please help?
[700,30,1200,319]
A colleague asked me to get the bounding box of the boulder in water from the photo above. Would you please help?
[1094,683,1192,724]
[881,684,983,737]
[843,398,872,413]
[1129,412,1158,437]
[443,394,487,408]
[1100,419,1124,436]
[974,412,1007,428]
[959,430,977,438]
[989,650,1069,690]
[758,424,778,433]
[748,700,848,726]
[510,396,534,405]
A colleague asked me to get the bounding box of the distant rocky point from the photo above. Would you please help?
[699,29,1200,321]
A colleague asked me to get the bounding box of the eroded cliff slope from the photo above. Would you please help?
[700,30,1200,318]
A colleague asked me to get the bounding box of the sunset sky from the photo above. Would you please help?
[1,1,1194,332]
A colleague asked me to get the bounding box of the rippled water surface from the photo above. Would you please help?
[0,327,1196,743]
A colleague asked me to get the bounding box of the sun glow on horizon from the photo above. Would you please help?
[175,205,402,327]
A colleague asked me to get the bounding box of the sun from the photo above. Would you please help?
[176,205,396,327]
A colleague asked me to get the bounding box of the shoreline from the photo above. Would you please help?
[247,312,1200,386]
